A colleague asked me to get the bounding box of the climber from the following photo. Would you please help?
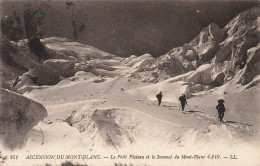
[156,92,163,106]
[179,94,187,111]
[216,99,226,122]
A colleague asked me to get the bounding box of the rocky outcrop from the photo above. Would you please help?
[128,52,196,82]
[128,23,222,83]
[214,8,259,66]
[237,45,260,85]
[0,37,73,89]
[213,7,260,86]
[190,23,222,64]
[166,23,222,66]
[43,59,75,77]
[0,38,70,74]
[0,37,39,72]
[149,23,223,81]
[126,54,159,82]
[23,65,60,85]
[12,59,76,92]
[0,88,47,149]
[127,7,259,91]
[212,72,225,87]
[188,7,260,90]
[0,38,38,89]
[7,37,123,92]
[27,37,50,60]
[184,49,199,61]
[156,54,195,78]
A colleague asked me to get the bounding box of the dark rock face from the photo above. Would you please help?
[0,88,47,149]
[27,37,50,61]
[238,45,260,85]
[215,7,260,86]
[43,59,75,77]
[212,72,225,87]
[25,64,61,86]
[0,36,73,89]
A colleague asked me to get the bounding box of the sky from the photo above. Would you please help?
[1,0,259,57]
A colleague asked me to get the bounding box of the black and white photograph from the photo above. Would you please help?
[0,0,259,165]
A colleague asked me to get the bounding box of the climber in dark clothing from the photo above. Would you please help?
[156,92,162,106]
[216,99,226,122]
[179,94,187,111]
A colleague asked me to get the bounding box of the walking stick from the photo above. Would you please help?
[213,112,217,118]
[187,104,192,110]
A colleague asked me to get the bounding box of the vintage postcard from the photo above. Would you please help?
[0,0,259,166]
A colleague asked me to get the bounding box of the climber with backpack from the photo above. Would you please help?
[156,92,163,106]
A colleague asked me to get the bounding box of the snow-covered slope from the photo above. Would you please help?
[2,65,259,166]
[1,37,259,166]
